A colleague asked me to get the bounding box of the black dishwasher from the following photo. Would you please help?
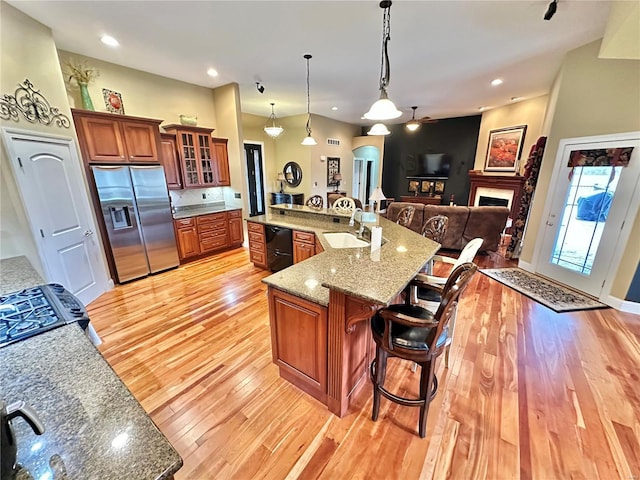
[265,226,293,272]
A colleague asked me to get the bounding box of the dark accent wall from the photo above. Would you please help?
[626,263,640,302]
[378,115,482,204]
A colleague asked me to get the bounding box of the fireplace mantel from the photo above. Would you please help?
[468,172,526,232]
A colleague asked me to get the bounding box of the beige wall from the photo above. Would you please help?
[0,4,72,272]
[473,95,548,175]
[521,39,640,299]
[241,113,278,197]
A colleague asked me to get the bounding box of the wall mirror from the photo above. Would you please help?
[283,161,302,187]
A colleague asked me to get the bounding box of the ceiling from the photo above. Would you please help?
[8,0,611,126]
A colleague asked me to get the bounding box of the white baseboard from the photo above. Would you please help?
[604,295,640,314]
[517,260,535,272]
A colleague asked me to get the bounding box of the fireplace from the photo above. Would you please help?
[468,172,525,233]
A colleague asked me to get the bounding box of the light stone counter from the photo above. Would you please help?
[251,208,440,307]
[172,202,241,220]
[1,325,182,480]
[0,256,44,295]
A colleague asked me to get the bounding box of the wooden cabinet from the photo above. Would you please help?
[268,287,328,403]
[159,133,182,190]
[197,212,229,253]
[162,126,231,188]
[72,109,161,164]
[399,195,442,205]
[247,221,267,268]
[174,218,200,259]
[212,138,231,186]
[270,193,304,205]
[293,230,316,264]
[228,210,244,246]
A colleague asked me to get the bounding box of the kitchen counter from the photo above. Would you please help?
[172,202,241,220]
[0,325,182,480]
[252,209,439,307]
[0,256,44,295]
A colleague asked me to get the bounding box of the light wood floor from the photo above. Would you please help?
[87,247,640,479]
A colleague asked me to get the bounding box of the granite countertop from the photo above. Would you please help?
[0,256,44,295]
[251,209,439,307]
[172,203,241,220]
[0,325,182,480]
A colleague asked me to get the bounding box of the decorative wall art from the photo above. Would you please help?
[484,125,527,172]
[408,180,420,194]
[420,180,434,194]
[327,157,340,187]
[102,89,125,114]
[0,79,70,128]
[434,181,446,195]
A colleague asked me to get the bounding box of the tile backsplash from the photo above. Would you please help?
[169,187,225,207]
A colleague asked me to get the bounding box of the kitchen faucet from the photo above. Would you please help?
[348,208,365,238]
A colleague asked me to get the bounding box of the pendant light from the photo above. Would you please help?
[364,1,402,121]
[264,103,284,138]
[405,106,421,132]
[367,123,390,136]
[301,54,317,146]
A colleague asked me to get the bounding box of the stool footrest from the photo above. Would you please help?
[370,360,438,408]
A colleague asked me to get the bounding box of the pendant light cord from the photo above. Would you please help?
[304,54,312,134]
[379,1,392,91]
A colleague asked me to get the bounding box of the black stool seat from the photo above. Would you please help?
[369,262,477,438]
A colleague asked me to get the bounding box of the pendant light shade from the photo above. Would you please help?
[364,1,402,121]
[367,123,391,136]
[405,106,421,132]
[264,103,284,138]
[301,54,317,146]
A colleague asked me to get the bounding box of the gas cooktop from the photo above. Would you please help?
[0,284,89,348]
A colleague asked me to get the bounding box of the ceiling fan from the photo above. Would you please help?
[405,106,438,131]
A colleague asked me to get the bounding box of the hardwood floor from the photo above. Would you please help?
[87,247,640,479]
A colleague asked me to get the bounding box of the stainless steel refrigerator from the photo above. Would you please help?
[91,165,179,283]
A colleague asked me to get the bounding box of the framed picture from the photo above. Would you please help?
[420,180,434,194]
[484,125,527,172]
[434,181,445,195]
[102,88,125,114]
[327,157,340,187]
[408,180,419,193]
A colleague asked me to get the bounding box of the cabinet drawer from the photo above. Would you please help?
[198,220,227,232]
[249,242,265,254]
[200,235,229,252]
[293,230,315,245]
[200,229,228,240]
[175,217,196,228]
[228,209,242,219]
[248,231,265,244]
[197,212,227,224]
[250,249,267,266]
[247,222,264,233]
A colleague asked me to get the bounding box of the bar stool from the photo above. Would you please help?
[370,262,477,438]
[394,205,416,228]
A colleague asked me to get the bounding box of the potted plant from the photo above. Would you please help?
[63,59,99,110]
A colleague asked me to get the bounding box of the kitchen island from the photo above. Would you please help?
[251,205,439,417]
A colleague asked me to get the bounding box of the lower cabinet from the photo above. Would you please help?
[174,209,243,262]
[268,287,328,402]
[247,221,267,268]
[293,230,316,264]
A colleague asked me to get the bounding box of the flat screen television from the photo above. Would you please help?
[415,153,450,177]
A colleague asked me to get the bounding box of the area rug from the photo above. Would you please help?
[480,267,609,313]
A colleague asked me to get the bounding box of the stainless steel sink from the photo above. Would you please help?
[322,232,370,249]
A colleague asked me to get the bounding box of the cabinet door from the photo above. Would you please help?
[293,241,315,264]
[228,211,244,246]
[197,133,215,185]
[78,116,127,162]
[121,121,159,162]
[176,131,201,187]
[159,134,182,190]
[175,225,200,260]
[213,139,231,186]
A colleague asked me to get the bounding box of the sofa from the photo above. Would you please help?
[385,202,509,252]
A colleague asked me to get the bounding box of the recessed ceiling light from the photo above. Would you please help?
[207,68,219,77]
[478,106,487,111]
[510,96,521,101]
[491,78,503,86]
[100,35,119,47]
[331,106,338,111]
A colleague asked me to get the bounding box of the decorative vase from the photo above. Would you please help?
[179,115,197,126]
[78,82,94,111]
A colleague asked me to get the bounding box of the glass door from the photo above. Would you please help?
[536,134,640,298]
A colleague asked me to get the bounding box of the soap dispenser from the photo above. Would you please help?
[1,400,45,480]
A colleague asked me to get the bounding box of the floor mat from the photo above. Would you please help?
[480,267,609,313]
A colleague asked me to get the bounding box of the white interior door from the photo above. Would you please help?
[2,128,110,305]
[535,132,640,298]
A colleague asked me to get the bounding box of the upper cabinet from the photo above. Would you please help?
[163,125,231,188]
[159,133,183,190]
[72,109,161,164]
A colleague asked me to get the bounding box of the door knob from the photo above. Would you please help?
[83,229,94,237]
